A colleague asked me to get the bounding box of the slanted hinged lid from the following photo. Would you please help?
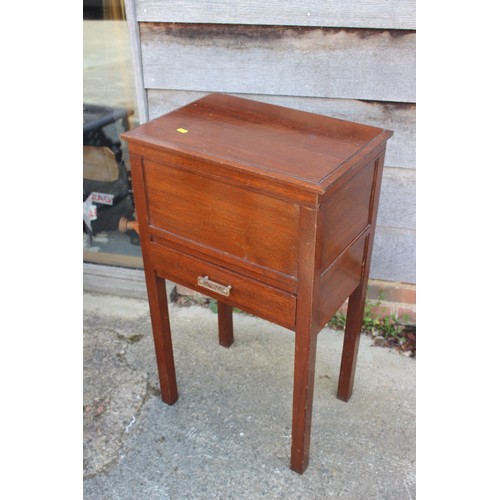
[122,93,393,194]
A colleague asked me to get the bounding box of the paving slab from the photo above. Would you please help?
[83,291,415,499]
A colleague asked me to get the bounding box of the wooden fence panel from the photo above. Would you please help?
[378,168,415,229]
[140,23,416,103]
[372,227,416,284]
[135,0,416,30]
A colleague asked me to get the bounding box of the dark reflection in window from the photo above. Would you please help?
[83,5,142,267]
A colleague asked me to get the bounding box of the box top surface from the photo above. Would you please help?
[122,93,392,191]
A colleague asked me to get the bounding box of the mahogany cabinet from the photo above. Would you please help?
[121,93,393,473]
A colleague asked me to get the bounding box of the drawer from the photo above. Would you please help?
[142,159,300,279]
[149,242,297,330]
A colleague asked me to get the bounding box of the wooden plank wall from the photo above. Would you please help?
[124,0,416,284]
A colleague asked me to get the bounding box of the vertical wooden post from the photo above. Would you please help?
[290,206,321,474]
[129,152,178,404]
[290,323,319,473]
[143,269,179,405]
[337,154,385,402]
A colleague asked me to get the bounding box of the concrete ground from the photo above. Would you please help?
[83,291,415,499]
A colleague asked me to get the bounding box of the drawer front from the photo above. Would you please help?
[149,242,297,330]
[142,159,300,278]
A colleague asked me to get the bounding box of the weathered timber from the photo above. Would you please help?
[140,24,416,103]
[377,168,415,229]
[124,0,148,121]
[371,227,415,283]
[134,0,416,30]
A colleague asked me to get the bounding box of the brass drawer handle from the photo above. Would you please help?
[197,276,232,297]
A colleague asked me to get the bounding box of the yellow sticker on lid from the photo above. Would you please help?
[176,128,188,134]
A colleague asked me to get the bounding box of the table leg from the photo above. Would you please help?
[144,269,178,405]
[337,283,366,402]
[337,155,384,402]
[217,301,234,347]
[290,326,318,474]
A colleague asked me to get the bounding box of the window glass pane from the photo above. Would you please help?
[83,1,142,268]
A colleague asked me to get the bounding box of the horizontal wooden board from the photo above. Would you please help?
[134,0,416,30]
[83,251,143,269]
[370,227,415,284]
[377,168,415,229]
[140,23,415,103]
[147,90,416,168]
[83,263,149,299]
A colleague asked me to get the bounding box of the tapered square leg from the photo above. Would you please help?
[144,269,178,405]
[290,326,318,474]
[337,156,384,403]
[217,301,234,347]
[337,284,366,402]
